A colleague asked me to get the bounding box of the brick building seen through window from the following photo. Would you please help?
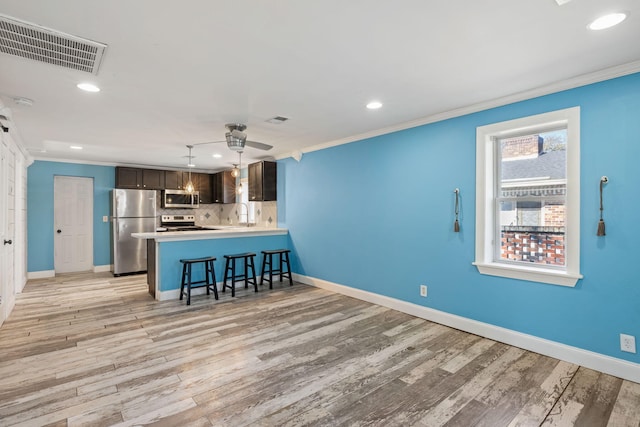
[498,130,567,266]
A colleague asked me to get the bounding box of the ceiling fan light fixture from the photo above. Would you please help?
[225,132,245,151]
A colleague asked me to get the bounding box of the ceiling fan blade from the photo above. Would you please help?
[192,140,225,146]
[245,140,273,151]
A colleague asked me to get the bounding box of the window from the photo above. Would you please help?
[474,107,582,287]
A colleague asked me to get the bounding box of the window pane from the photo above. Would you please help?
[500,130,566,189]
[497,129,567,267]
[499,200,566,266]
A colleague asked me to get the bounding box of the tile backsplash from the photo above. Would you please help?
[157,199,278,228]
[217,201,278,227]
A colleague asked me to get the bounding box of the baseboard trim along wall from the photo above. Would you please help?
[294,273,640,384]
[27,270,55,280]
[93,265,112,273]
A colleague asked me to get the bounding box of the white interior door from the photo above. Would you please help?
[0,137,16,324]
[54,176,94,273]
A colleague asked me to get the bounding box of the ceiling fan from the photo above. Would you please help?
[194,123,273,152]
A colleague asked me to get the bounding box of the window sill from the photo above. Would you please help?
[473,262,582,287]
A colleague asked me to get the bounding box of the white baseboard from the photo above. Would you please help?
[27,270,55,280]
[294,273,640,384]
[93,265,112,273]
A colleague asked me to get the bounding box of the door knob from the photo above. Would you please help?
[57,229,62,234]
[3,239,11,245]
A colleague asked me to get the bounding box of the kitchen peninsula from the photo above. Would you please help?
[132,226,289,300]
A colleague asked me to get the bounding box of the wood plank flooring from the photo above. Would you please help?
[1,272,639,426]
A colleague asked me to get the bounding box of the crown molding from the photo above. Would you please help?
[278,60,640,161]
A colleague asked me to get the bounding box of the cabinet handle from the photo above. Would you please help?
[3,239,11,245]
[57,229,62,234]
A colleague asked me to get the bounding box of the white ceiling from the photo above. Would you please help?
[1,0,639,172]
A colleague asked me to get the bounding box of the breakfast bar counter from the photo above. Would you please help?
[132,226,289,300]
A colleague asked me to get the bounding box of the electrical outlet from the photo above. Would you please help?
[420,285,427,297]
[620,334,636,353]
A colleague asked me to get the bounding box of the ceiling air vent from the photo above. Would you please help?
[0,14,107,75]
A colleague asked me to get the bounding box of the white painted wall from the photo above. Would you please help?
[0,105,31,326]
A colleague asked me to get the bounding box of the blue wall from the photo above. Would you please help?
[278,72,640,363]
[158,234,289,291]
[27,161,115,272]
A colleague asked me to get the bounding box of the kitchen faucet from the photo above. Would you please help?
[239,203,250,226]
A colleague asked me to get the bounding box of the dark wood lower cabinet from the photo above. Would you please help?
[147,239,156,297]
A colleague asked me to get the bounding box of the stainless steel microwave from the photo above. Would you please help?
[162,189,200,209]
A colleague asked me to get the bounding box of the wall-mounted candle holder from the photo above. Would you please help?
[597,176,608,236]
[454,188,460,232]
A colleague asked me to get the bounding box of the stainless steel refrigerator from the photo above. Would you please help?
[111,189,157,276]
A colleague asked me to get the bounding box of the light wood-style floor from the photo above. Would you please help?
[1,273,639,426]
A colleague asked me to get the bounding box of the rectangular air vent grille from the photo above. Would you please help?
[0,14,106,75]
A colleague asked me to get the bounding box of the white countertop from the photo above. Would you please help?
[132,225,288,242]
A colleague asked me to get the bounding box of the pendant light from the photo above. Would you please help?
[185,145,195,194]
[230,164,240,178]
[236,150,243,194]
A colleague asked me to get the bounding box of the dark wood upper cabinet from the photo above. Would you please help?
[164,170,185,190]
[116,168,216,203]
[212,170,236,204]
[194,173,213,204]
[115,167,142,189]
[141,169,164,190]
[248,161,277,201]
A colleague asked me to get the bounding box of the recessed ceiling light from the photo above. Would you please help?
[366,101,383,110]
[70,145,83,150]
[212,153,222,158]
[588,12,627,30]
[77,82,100,92]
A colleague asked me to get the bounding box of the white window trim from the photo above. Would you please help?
[474,107,582,287]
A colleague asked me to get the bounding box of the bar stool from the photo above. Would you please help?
[222,252,258,297]
[179,256,218,305]
[260,249,293,289]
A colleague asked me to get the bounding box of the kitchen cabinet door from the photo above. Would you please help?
[212,170,236,203]
[115,167,142,189]
[142,169,165,190]
[248,161,277,201]
[195,173,213,204]
[164,170,185,190]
